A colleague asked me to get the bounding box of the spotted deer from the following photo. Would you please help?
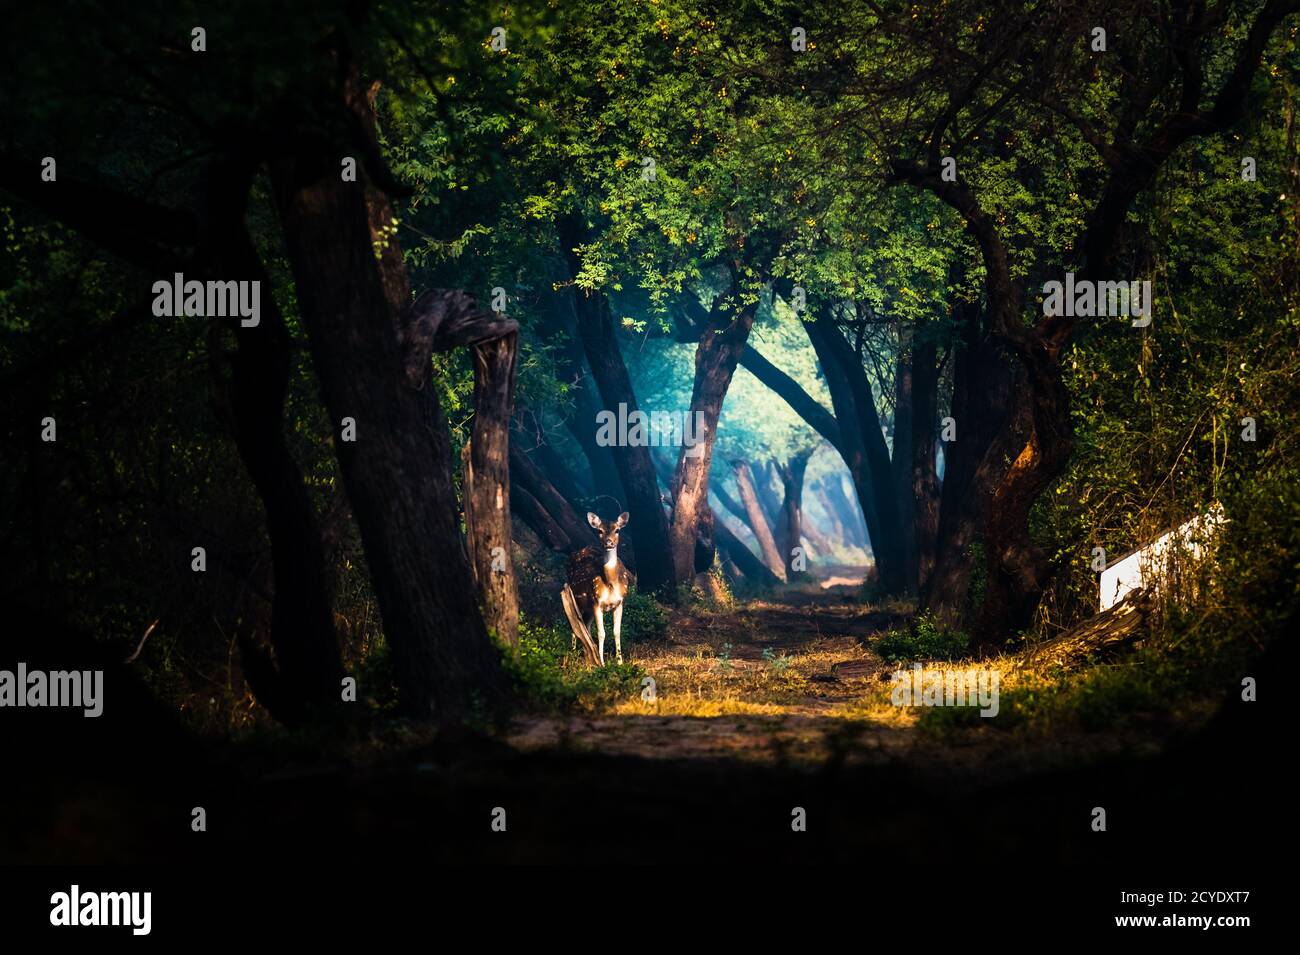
[561,511,634,666]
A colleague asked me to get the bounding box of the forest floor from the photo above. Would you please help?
[7,587,1278,866]
[505,585,1191,783]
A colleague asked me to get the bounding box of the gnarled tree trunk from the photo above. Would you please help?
[893,0,1294,647]
[751,462,784,530]
[508,440,593,550]
[461,331,520,645]
[713,510,782,587]
[543,283,624,500]
[269,68,509,720]
[923,302,1016,617]
[668,299,758,583]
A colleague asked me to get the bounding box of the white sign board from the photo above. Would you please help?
[1098,506,1226,612]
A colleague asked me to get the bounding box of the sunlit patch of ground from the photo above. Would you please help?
[506,591,1198,777]
[506,595,905,762]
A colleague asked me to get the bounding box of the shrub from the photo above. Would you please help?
[620,591,669,642]
[501,615,643,712]
[873,612,970,663]
[351,632,401,717]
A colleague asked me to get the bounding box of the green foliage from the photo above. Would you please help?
[620,591,669,643]
[501,616,644,711]
[761,647,792,674]
[873,613,971,664]
[961,474,1300,734]
[352,634,401,718]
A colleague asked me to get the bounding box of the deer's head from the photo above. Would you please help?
[587,511,629,551]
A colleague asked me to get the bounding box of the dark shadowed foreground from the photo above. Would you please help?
[2,603,1288,871]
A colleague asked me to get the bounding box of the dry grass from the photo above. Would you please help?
[506,588,1202,775]
[508,592,921,764]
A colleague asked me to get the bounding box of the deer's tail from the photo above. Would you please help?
[561,584,600,666]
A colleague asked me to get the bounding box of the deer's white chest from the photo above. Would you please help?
[595,550,626,609]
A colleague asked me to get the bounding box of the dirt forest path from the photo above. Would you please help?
[506,587,1185,784]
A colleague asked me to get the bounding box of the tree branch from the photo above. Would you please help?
[738,345,843,451]
[402,288,519,386]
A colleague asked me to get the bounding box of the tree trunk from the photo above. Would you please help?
[1018,588,1150,671]
[810,482,846,545]
[654,445,776,588]
[694,502,717,575]
[800,509,836,559]
[462,331,520,646]
[668,299,758,585]
[269,90,509,720]
[975,362,1070,645]
[892,2,1291,642]
[515,410,590,503]
[547,286,624,500]
[205,153,345,724]
[711,475,752,530]
[731,460,786,578]
[559,217,676,594]
[892,322,917,592]
[713,512,782,587]
[738,344,842,448]
[6,146,350,726]
[823,475,866,549]
[910,334,941,597]
[508,441,593,550]
[775,450,812,580]
[563,393,623,501]
[923,300,1015,615]
[542,440,591,502]
[712,509,754,582]
[804,312,907,594]
[750,462,784,530]
[512,484,573,552]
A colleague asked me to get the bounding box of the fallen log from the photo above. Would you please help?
[1018,587,1152,671]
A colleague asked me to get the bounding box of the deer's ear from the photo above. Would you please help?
[587,512,603,530]
[615,511,630,529]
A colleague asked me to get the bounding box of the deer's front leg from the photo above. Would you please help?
[595,609,606,666]
[613,602,624,664]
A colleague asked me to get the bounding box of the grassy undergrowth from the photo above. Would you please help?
[503,613,647,712]
[872,612,971,664]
